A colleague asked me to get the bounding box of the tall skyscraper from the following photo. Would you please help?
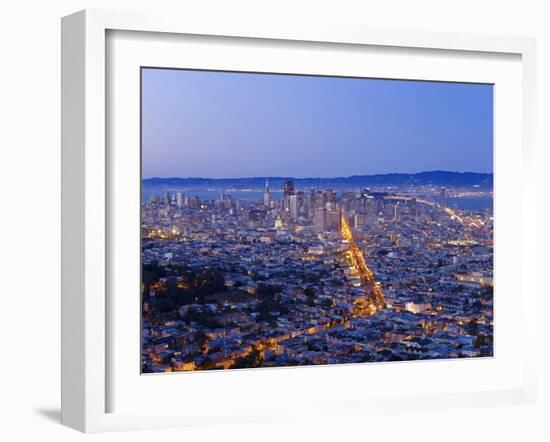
[289,194,298,220]
[222,193,233,210]
[439,187,446,209]
[308,189,316,211]
[326,208,340,231]
[314,207,327,233]
[326,189,337,204]
[263,179,271,207]
[312,190,324,209]
[283,180,295,197]
[176,192,184,208]
[282,180,295,213]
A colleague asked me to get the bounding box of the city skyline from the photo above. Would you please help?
[141,177,493,372]
[142,68,493,179]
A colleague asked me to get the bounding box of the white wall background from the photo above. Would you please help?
[0,1,548,441]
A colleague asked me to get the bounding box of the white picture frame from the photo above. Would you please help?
[61,9,538,433]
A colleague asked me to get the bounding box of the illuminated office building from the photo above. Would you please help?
[314,207,327,233]
[283,180,295,197]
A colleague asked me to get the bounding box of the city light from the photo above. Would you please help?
[141,178,493,372]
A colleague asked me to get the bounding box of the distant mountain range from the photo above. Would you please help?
[143,171,493,189]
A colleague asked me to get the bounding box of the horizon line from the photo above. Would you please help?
[142,170,494,181]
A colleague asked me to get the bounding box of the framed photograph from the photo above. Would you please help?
[61,9,538,432]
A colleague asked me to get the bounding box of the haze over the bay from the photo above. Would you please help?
[142,69,493,179]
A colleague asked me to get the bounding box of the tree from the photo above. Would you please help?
[231,347,263,369]
[321,298,334,308]
[152,297,178,313]
[142,260,166,285]
[256,283,282,300]
[199,357,216,370]
[194,330,208,348]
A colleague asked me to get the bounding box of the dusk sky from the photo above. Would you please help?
[142,68,493,179]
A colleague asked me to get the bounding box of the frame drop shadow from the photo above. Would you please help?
[35,408,61,423]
